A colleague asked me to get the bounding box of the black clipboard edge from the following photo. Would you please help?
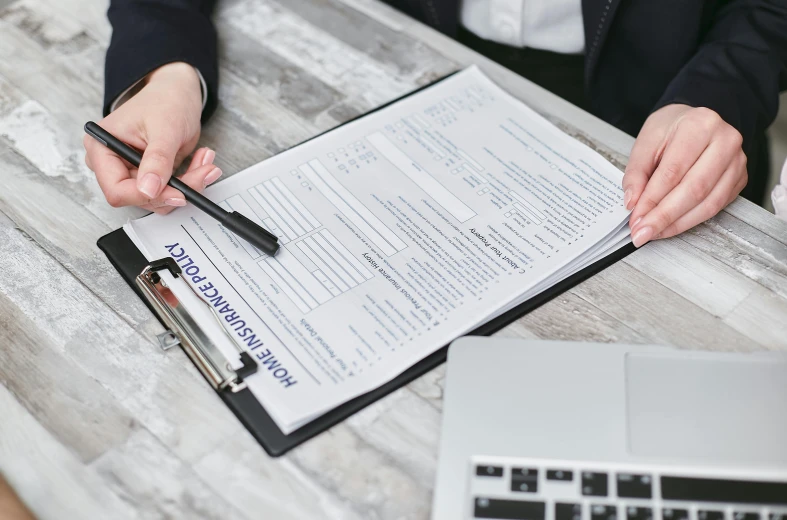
[98,228,634,456]
[96,69,636,456]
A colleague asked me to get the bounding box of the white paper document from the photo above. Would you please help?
[125,67,631,433]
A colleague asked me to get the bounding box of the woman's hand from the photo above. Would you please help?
[622,104,748,247]
[83,62,221,214]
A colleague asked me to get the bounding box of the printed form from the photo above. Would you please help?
[126,67,631,433]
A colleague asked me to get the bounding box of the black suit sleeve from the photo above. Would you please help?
[103,0,220,120]
[652,1,787,157]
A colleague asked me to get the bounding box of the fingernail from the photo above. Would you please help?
[632,226,653,248]
[139,173,162,198]
[630,216,642,229]
[204,167,222,187]
[202,148,215,166]
[624,189,632,210]
[165,198,187,207]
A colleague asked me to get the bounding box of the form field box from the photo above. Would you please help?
[367,132,476,223]
[411,114,431,129]
[513,203,542,224]
[509,190,546,220]
[298,239,350,293]
[457,150,484,172]
[249,177,321,243]
[259,253,333,313]
[319,230,374,281]
[299,159,407,257]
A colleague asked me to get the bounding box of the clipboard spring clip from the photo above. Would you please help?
[136,258,258,393]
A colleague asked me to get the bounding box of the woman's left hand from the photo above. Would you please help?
[621,104,748,247]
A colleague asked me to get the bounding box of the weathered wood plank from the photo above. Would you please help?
[345,388,441,490]
[678,211,787,300]
[623,237,758,318]
[281,0,455,81]
[723,286,787,349]
[194,431,364,520]
[91,429,251,520]
[0,290,136,464]
[725,196,787,247]
[287,425,433,519]
[0,385,137,520]
[514,291,648,344]
[571,262,768,351]
[0,145,149,326]
[220,0,422,110]
[0,211,245,464]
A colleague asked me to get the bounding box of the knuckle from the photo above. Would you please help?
[660,162,684,184]
[704,193,726,215]
[689,177,713,202]
[739,152,748,171]
[727,128,743,148]
[693,107,719,123]
[654,209,674,231]
[145,148,172,166]
[640,194,660,212]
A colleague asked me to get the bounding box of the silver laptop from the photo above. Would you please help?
[432,337,787,520]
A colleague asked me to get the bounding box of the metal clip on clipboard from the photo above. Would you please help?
[136,257,258,393]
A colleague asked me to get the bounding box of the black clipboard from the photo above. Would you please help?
[97,72,636,456]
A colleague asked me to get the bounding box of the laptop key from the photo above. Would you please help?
[698,511,725,520]
[769,514,786,520]
[582,472,609,497]
[662,509,689,520]
[511,479,538,493]
[511,467,539,493]
[733,513,760,520]
[555,503,582,520]
[475,465,503,478]
[547,470,574,482]
[591,504,618,520]
[617,473,652,498]
[474,497,546,519]
[627,507,653,520]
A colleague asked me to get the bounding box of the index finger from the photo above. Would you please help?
[622,128,663,211]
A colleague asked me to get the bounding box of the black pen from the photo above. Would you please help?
[85,121,280,257]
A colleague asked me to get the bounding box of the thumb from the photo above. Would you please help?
[622,128,663,212]
[137,135,179,199]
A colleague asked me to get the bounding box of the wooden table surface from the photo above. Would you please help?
[1,0,786,518]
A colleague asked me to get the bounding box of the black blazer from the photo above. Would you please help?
[103,0,787,168]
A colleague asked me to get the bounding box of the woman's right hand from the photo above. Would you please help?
[83,61,222,214]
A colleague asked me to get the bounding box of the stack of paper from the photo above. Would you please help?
[125,66,631,433]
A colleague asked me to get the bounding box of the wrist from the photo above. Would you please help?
[146,62,203,107]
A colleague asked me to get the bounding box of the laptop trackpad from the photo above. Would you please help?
[625,352,787,465]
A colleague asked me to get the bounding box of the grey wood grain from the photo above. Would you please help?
[0,0,786,518]
[0,289,136,464]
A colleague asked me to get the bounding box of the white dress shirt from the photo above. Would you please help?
[461,0,585,53]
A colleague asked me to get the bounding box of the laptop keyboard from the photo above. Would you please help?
[468,457,787,520]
